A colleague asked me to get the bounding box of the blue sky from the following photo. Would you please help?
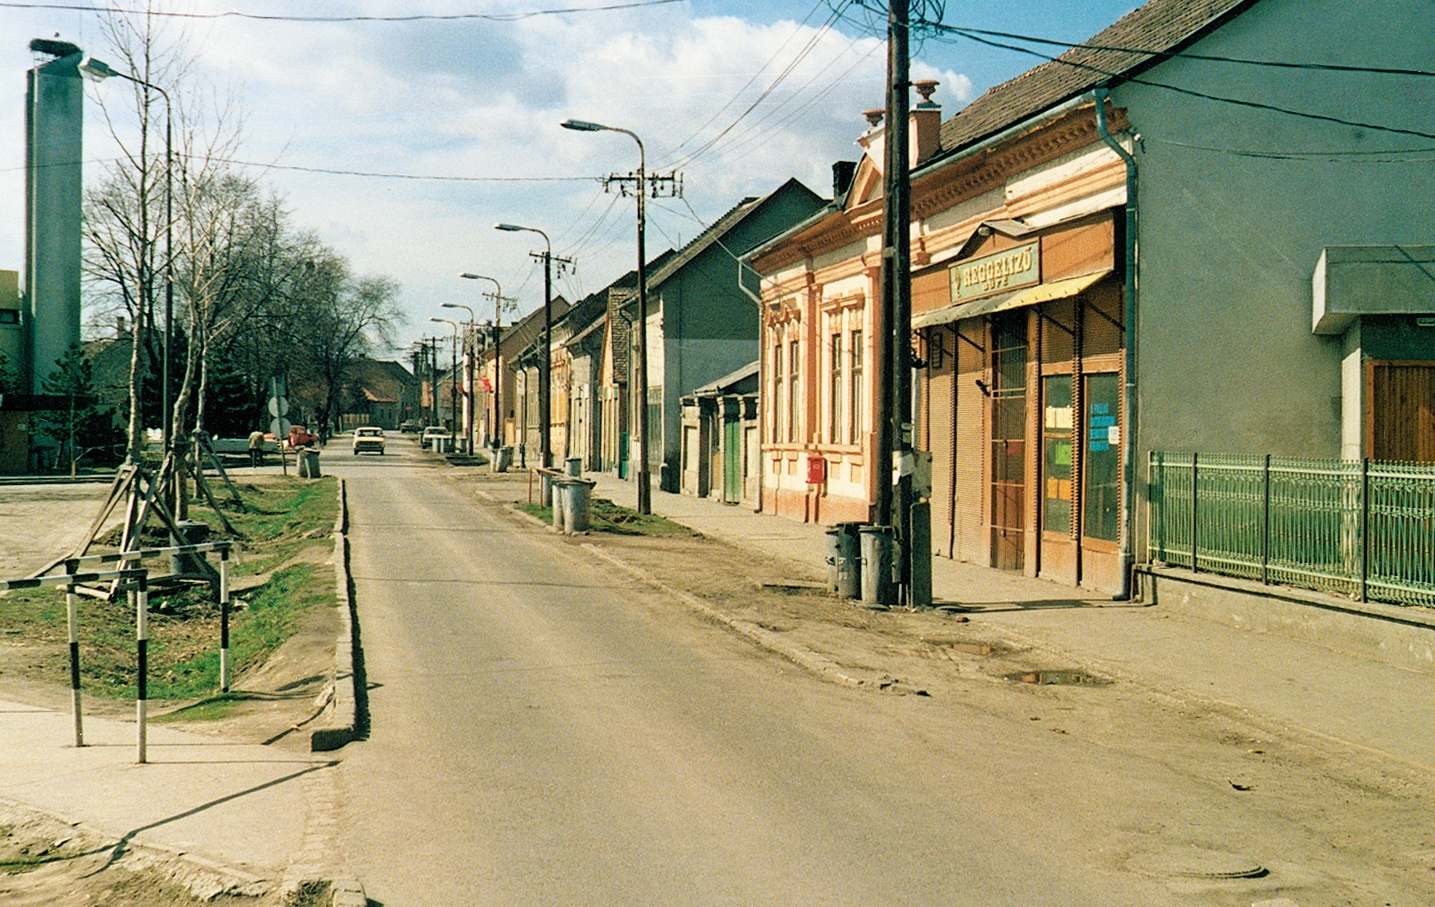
[0,0,1144,354]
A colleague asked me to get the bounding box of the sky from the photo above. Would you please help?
[0,0,1145,356]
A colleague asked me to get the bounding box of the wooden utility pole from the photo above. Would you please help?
[876,0,913,606]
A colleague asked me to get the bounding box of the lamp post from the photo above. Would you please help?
[79,55,173,456]
[561,118,651,513]
[441,302,475,454]
[429,317,459,440]
[494,224,553,469]
[459,273,505,449]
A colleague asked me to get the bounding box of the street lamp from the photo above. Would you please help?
[459,273,505,450]
[494,224,553,469]
[440,301,474,454]
[561,118,651,513]
[79,55,174,458]
[429,317,460,441]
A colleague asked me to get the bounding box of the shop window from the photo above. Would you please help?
[1043,374,1073,535]
[1083,372,1121,542]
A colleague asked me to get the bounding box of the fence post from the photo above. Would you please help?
[1190,452,1199,573]
[135,572,149,765]
[1261,455,1271,585]
[64,558,83,748]
[219,546,231,693]
[1360,457,1370,603]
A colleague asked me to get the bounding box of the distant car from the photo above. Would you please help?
[421,426,453,452]
[352,426,386,455]
[399,420,422,433]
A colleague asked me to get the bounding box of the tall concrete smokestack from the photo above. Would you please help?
[24,39,85,392]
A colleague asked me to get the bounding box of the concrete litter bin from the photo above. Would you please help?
[561,478,596,533]
[825,522,862,599]
[171,520,210,577]
[859,524,894,607]
[297,447,321,478]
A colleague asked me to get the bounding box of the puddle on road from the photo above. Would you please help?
[1006,670,1110,686]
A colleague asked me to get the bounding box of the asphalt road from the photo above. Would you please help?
[328,438,1182,906]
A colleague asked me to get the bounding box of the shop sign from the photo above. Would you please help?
[949,241,1039,302]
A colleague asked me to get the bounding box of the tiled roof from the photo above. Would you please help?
[937,0,1252,155]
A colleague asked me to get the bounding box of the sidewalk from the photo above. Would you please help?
[588,473,1435,771]
[0,698,328,891]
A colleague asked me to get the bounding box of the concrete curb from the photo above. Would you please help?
[311,478,358,751]
[582,543,911,692]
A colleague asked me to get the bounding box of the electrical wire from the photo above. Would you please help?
[0,0,683,22]
[933,26,1435,143]
[936,24,1435,79]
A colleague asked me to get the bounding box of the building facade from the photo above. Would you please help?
[750,0,1435,596]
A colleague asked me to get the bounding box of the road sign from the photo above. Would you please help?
[268,396,290,418]
[270,417,292,438]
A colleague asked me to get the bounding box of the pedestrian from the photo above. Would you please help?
[248,428,266,468]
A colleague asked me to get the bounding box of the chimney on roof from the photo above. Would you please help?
[910,79,941,166]
[832,161,857,200]
[116,315,129,340]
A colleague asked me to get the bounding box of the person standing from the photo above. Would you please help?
[248,428,266,468]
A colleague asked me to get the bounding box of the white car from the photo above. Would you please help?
[352,426,386,455]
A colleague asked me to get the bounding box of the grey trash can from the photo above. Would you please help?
[540,472,555,510]
[171,520,210,577]
[565,457,582,477]
[562,478,596,533]
[298,447,322,479]
[491,446,512,474]
[859,524,894,607]
[552,478,572,531]
[825,522,862,599]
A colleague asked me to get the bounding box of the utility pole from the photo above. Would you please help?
[527,247,573,468]
[600,166,680,513]
[877,0,914,607]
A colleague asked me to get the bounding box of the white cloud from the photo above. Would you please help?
[0,1,976,348]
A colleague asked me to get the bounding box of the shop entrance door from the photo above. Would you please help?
[990,315,1027,571]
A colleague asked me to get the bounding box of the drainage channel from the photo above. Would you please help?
[1005,670,1110,686]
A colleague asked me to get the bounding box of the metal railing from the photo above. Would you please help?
[1148,452,1435,608]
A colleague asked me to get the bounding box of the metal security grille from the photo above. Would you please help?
[1149,452,1435,607]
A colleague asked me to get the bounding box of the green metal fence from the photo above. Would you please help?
[1148,452,1435,608]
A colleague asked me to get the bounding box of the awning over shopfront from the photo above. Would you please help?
[912,268,1113,330]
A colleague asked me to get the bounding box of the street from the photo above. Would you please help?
[323,436,1432,907]
[331,439,1167,905]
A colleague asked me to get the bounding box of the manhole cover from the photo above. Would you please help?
[1133,849,1268,880]
[1005,670,1109,686]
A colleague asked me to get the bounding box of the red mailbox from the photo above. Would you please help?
[806,455,827,485]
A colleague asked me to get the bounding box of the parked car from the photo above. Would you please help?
[421,426,453,452]
[352,426,386,455]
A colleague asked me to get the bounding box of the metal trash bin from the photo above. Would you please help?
[552,478,572,531]
[561,478,596,533]
[540,471,555,511]
[859,524,894,607]
[491,446,512,474]
[170,520,210,577]
[565,457,582,478]
[825,522,862,599]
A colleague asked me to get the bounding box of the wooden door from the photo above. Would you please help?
[1369,361,1435,462]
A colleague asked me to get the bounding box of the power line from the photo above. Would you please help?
[213,158,598,182]
[1143,136,1435,163]
[935,26,1435,143]
[0,0,682,22]
[935,24,1435,79]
